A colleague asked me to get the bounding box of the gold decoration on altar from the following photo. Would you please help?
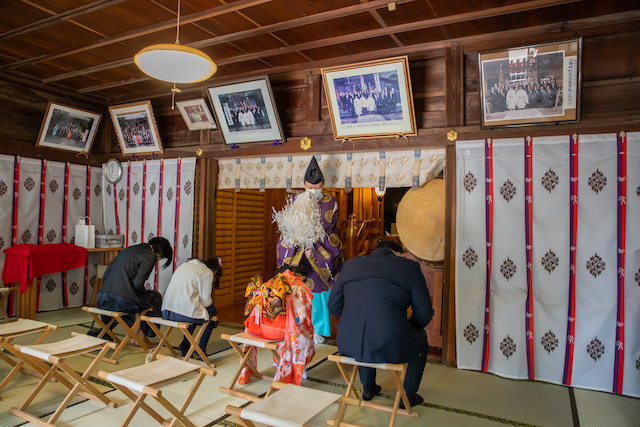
[300,136,312,150]
[447,130,458,141]
[196,147,203,156]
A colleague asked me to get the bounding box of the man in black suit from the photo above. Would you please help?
[328,240,433,408]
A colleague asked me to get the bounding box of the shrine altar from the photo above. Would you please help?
[2,243,87,319]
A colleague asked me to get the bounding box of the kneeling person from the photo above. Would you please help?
[162,257,222,357]
[328,240,434,408]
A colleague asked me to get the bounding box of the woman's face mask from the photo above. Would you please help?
[306,188,323,199]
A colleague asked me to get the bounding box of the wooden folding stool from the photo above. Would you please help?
[0,286,19,322]
[141,315,218,367]
[99,355,216,427]
[0,318,59,400]
[327,354,420,427]
[10,333,118,427]
[225,382,359,427]
[82,306,152,364]
[219,331,282,402]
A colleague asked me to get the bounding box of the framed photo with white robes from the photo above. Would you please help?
[478,38,582,128]
[322,56,417,140]
[206,75,285,145]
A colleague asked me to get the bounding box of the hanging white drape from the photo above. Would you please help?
[456,132,640,398]
[100,158,196,296]
[0,155,103,313]
[218,149,445,190]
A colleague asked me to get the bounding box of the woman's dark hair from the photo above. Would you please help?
[203,257,223,289]
[149,237,173,269]
[377,239,404,254]
[276,263,306,277]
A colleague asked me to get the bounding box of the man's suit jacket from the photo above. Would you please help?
[328,247,434,364]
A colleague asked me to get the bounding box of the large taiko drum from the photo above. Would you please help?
[395,179,445,263]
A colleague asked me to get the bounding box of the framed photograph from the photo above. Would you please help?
[175,98,217,131]
[206,75,284,145]
[108,100,163,155]
[478,38,582,128]
[322,56,417,140]
[36,101,102,154]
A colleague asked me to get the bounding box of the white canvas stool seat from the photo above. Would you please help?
[82,306,152,364]
[219,331,283,402]
[10,332,117,427]
[327,355,419,427]
[0,286,19,322]
[99,355,216,427]
[225,383,359,427]
[0,318,59,400]
[141,315,217,367]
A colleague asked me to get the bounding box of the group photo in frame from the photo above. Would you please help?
[108,100,163,155]
[206,75,284,145]
[36,101,102,154]
[479,38,582,128]
[176,98,217,131]
[322,55,417,140]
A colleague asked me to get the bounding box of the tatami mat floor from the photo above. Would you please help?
[1,308,639,427]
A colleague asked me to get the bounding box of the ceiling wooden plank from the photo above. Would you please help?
[43,0,416,83]
[110,8,640,103]
[0,0,126,41]
[64,0,583,91]
[0,0,273,70]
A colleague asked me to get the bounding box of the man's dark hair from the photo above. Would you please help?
[377,239,404,254]
[277,263,307,277]
[203,258,223,289]
[149,237,173,269]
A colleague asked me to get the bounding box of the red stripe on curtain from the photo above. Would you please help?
[482,138,494,373]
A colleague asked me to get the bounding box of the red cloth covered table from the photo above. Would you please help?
[3,243,88,293]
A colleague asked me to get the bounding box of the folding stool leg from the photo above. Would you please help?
[155,394,197,427]
[144,321,178,362]
[0,291,10,321]
[85,311,121,343]
[182,322,213,366]
[109,382,166,427]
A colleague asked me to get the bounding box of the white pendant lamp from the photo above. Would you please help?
[134,0,216,84]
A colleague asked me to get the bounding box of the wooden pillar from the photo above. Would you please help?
[306,74,322,122]
[445,46,464,127]
[442,144,457,366]
[441,46,463,365]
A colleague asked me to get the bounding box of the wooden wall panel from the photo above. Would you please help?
[215,189,265,308]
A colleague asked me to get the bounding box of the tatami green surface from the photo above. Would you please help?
[1,308,639,427]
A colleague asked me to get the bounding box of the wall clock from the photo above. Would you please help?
[105,158,123,184]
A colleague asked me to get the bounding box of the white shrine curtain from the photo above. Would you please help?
[100,158,196,296]
[0,156,103,314]
[456,132,640,398]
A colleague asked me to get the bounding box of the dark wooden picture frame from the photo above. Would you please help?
[478,38,582,128]
[35,101,102,154]
[206,75,285,145]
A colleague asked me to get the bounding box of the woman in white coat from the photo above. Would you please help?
[162,257,222,357]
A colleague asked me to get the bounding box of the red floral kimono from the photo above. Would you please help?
[238,269,315,385]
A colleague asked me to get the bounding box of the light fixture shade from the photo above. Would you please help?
[134,44,217,83]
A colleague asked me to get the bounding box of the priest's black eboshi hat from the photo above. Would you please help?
[304,156,324,184]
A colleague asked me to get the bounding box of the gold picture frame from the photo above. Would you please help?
[322,56,417,140]
[109,100,163,155]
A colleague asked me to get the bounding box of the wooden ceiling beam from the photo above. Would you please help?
[76,0,583,93]
[1,0,273,71]
[110,9,640,104]
[41,0,417,83]
[0,0,127,41]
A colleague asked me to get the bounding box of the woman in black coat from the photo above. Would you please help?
[97,237,173,347]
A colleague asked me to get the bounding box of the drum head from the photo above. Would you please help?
[396,179,445,262]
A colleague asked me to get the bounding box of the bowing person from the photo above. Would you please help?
[161,257,222,357]
[328,240,433,408]
[97,237,173,348]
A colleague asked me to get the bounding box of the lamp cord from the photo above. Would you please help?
[175,0,181,44]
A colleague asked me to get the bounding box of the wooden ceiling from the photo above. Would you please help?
[1,0,638,107]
